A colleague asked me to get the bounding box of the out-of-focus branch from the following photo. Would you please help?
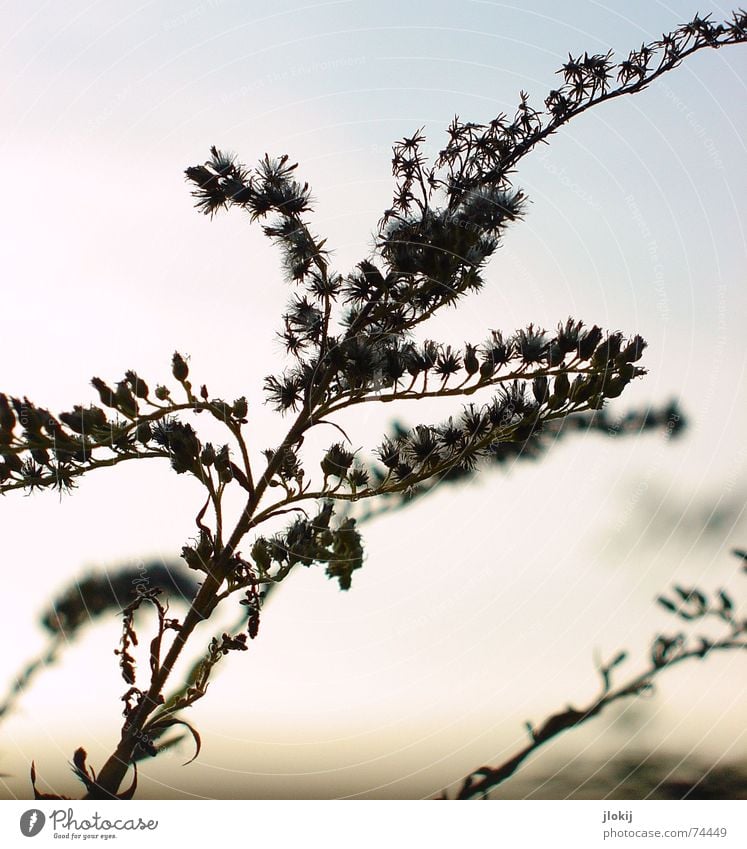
[349,401,685,523]
[447,552,747,800]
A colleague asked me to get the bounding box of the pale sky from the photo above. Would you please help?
[1,0,746,799]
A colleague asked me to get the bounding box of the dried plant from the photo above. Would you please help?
[1,10,745,800]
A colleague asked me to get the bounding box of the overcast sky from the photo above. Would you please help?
[1,0,746,799]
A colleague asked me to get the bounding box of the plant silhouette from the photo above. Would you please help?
[1,9,745,800]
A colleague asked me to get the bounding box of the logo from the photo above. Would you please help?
[20,809,46,837]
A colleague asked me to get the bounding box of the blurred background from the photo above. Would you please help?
[1,0,745,799]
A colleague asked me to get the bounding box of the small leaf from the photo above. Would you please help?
[718,589,734,613]
[609,651,627,668]
[145,717,202,766]
[656,596,676,613]
[116,763,138,800]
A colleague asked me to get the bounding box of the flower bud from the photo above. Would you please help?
[603,377,627,398]
[553,372,570,402]
[479,356,495,380]
[210,400,232,420]
[115,382,138,418]
[251,538,272,572]
[214,444,233,483]
[172,352,189,382]
[591,332,623,367]
[125,370,149,399]
[0,394,15,434]
[182,532,212,572]
[546,342,564,367]
[616,335,647,365]
[464,344,479,376]
[91,377,117,409]
[14,398,44,434]
[136,421,152,444]
[232,397,248,419]
[4,452,23,473]
[617,363,636,382]
[60,406,105,434]
[577,325,603,360]
[31,447,50,465]
[569,374,600,404]
[154,385,171,401]
[532,375,549,405]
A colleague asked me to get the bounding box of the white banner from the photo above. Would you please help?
[2,800,746,848]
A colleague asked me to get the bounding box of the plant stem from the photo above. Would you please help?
[85,571,223,798]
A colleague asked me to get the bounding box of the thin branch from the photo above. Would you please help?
[451,573,747,800]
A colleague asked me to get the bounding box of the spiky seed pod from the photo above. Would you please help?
[555,318,584,354]
[515,325,547,363]
[347,466,370,488]
[435,346,462,379]
[377,437,401,469]
[321,443,355,479]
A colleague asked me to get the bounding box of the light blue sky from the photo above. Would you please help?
[1,1,745,798]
